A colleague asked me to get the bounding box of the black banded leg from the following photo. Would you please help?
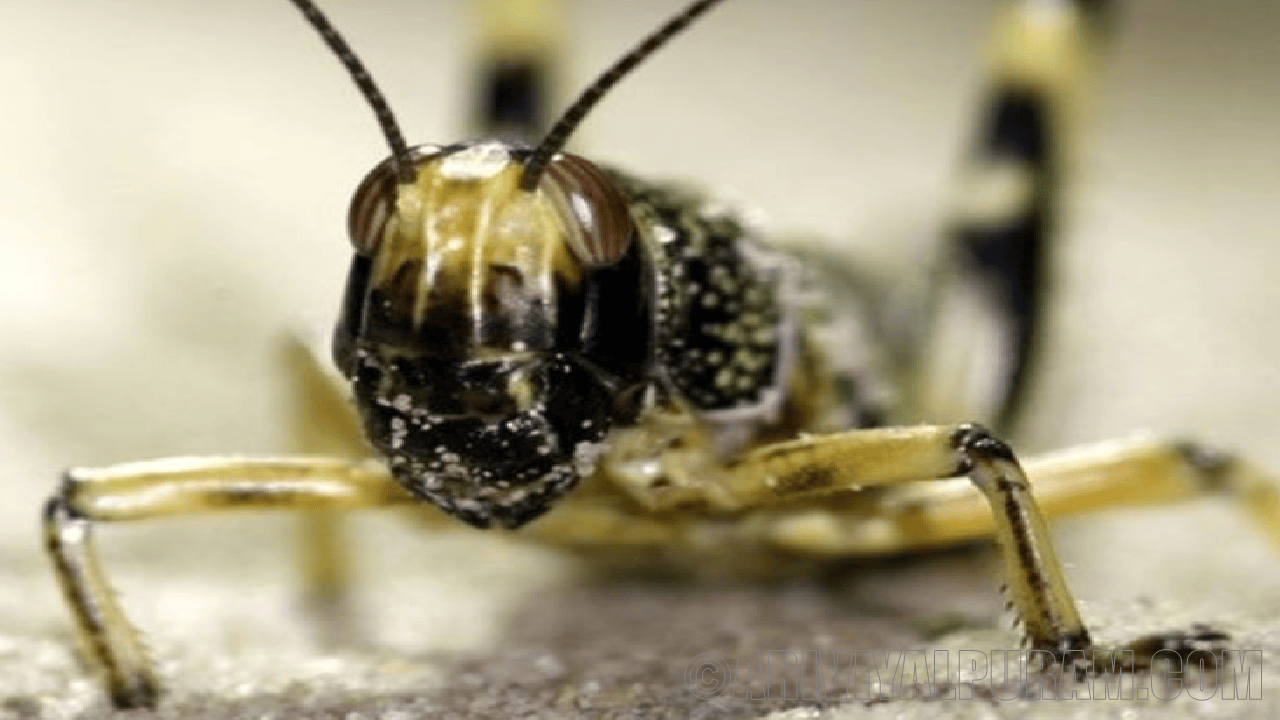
[1192,444,1280,548]
[471,0,564,141]
[954,424,1093,654]
[723,429,1261,663]
[712,423,1089,653]
[44,457,411,709]
[762,437,1215,556]
[916,0,1110,430]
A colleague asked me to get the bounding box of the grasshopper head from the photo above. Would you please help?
[332,141,650,529]
[286,0,726,527]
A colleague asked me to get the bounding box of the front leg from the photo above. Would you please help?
[714,423,1089,653]
[44,456,413,709]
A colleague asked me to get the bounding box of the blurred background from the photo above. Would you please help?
[0,0,1277,716]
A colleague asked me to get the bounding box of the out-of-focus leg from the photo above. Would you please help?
[915,0,1111,430]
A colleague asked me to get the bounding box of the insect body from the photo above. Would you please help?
[44,0,1266,711]
[340,137,882,530]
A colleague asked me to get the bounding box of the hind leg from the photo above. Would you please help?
[914,0,1110,430]
[471,0,565,141]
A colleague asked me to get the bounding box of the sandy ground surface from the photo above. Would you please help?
[0,1,1278,718]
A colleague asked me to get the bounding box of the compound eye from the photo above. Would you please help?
[541,153,634,267]
[346,144,443,255]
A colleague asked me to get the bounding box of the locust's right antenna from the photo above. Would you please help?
[287,0,415,184]
[518,0,728,192]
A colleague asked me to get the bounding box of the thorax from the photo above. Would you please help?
[594,171,899,514]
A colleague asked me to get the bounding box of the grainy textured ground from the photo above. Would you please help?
[0,1,1278,719]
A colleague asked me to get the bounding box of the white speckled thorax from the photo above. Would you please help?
[601,169,897,461]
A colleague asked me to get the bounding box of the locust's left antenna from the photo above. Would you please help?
[518,0,728,192]
[287,0,416,184]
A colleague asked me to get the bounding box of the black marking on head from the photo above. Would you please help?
[561,234,655,386]
[350,349,618,529]
[333,254,372,376]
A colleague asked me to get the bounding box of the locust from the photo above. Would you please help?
[43,0,1267,710]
